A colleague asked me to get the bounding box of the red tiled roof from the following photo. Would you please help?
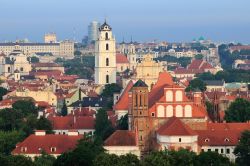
[104,130,137,146]
[207,122,250,131]
[187,59,213,70]
[50,116,95,130]
[12,134,82,155]
[196,130,242,146]
[30,70,62,77]
[157,117,197,136]
[116,53,129,64]
[230,45,250,51]
[113,80,134,110]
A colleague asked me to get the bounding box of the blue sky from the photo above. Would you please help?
[0,0,250,43]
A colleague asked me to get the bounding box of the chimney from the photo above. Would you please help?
[35,130,46,136]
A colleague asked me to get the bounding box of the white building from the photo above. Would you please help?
[94,21,116,85]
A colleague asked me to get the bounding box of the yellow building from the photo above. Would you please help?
[133,54,165,88]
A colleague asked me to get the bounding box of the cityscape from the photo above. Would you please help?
[0,0,250,166]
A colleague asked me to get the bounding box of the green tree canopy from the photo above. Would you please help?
[12,100,38,116]
[30,56,39,63]
[34,151,56,166]
[234,130,250,166]
[195,151,232,166]
[141,151,174,166]
[0,87,8,101]
[95,109,114,141]
[194,54,203,60]
[185,78,207,92]
[61,100,68,116]
[224,98,250,122]
[54,139,104,166]
[117,114,128,130]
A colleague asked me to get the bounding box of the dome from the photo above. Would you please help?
[99,20,112,31]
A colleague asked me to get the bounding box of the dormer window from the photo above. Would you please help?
[205,138,210,142]
[224,138,230,142]
[21,147,27,152]
[51,147,56,152]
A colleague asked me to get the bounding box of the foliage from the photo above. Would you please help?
[224,98,250,122]
[141,151,174,166]
[195,151,232,166]
[169,149,196,166]
[101,83,122,108]
[194,54,203,60]
[117,114,128,130]
[12,100,38,116]
[205,101,214,120]
[36,117,53,134]
[30,56,39,63]
[0,131,24,155]
[54,139,104,166]
[0,154,34,166]
[94,153,139,166]
[0,108,23,131]
[156,55,191,68]
[0,87,8,101]
[34,151,56,166]
[95,109,114,141]
[185,78,206,92]
[56,56,94,79]
[61,100,68,116]
[234,130,250,166]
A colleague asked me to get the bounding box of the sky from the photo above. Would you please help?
[0,0,250,43]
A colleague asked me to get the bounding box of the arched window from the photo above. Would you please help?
[105,32,108,40]
[166,91,173,102]
[166,105,173,117]
[175,105,183,117]
[106,75,109,84]
[175,90,183,102]
[106,58,109,66]
[157,105,164,117]
[106,43,109,50]
[185,105,192,117]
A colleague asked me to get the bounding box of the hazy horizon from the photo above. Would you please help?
[0,0,250,44]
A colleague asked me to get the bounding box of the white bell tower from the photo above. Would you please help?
[94,21,116,85]
[127,41,137,70]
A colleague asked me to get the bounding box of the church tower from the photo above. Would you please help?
[129,79,150,154]
[94,21,116,85]
[127,41,137,70]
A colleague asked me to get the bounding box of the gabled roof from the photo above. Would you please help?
[12,134,82,155]
[133,79,148,87]
[157,117,197,136]
[104,130,137,146]
[113,80,134,110]
[116,53,129,64]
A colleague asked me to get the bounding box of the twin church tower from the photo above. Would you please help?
[94,21,117,85]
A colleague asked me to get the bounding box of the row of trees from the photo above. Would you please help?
[156,55,191,68]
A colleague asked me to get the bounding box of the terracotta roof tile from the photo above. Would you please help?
[104,130,137,146]
[116,53,129,63]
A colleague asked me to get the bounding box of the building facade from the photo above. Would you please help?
[0,40,74,58]
[94,21,116,85]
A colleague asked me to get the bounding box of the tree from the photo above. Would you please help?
[94,153,139,166]
[117,114,128,130]
[95,109,114,141]
[0,87,8,101]
[141,151,174,166]
[54,139,104,166]
[36,117,53,134]
[61,100,68,116]
[30,56,39,63]
[12,100,37,116]
[34,151,56,166]
[169,149,196,166]
[234,130,250,166]
[8,155,35,166]
[0,131,23,155]
[195,54,203,60]
[101,83,122,108]
[185,78,206,92]
[195,151,232,166]
[224,98,250,122]
[0,108,23,131]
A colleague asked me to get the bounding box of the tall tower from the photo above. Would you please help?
[88,21,100,44]
[94,21,116,85]
[127,41,137,70]
[129,79,150,154]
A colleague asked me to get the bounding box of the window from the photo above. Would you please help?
[221,149,224,153]
[201,149,204,152]
[226,148,230,154]
[224,138,230,142]
[179,138,181,142]
[21,147,27,152]
[105,32,108,40]
[135,94,138,106]
[139,95,142,106]
[8,67,10,73]
[51,147,56,152]
[20,67,23,71]
[151,112,155,117]
[208,149,211,152]
[140,135,143,141]
[106,43,109,50]
[215,149,218,152]
[106,58,109,66]
[205,138,210,142]
[106,75,109,84]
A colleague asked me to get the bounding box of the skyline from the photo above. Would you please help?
[0,0,250,43]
